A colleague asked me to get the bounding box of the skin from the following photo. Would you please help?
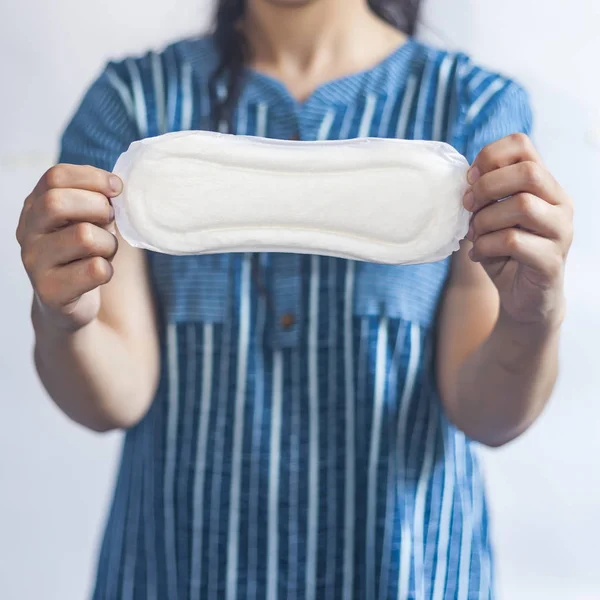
[438,135,572,446]
[17,168,160,431]
[16,0,573,445]
[246,0,407,100]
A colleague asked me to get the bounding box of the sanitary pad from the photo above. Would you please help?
[112,130,470,264]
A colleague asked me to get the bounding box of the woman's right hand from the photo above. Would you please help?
[16,164,123,333]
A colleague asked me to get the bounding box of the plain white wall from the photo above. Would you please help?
[1,1,598,599]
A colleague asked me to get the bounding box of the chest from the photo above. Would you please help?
[146,66,456,348]
[149,252,449,349]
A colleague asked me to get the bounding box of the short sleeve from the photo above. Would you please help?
[465,82,533,163]
[59,65,138,172]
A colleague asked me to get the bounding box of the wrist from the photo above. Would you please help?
[491,304,563,377]
[496,308,563,346]
[31,295,96,344]
[498,294,566,336]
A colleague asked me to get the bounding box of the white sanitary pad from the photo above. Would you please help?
[112,130,470,264]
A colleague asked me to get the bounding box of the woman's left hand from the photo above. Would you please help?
[464,133,573,327]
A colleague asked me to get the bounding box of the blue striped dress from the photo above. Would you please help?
[60,35,532,600]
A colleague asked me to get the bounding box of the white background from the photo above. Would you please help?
[1,1,598,598]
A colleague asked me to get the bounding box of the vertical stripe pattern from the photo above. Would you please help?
[366,316,389,598]
[267,350,284,600]
[190,324,214,600]
[342,261,356,600]
[226,255,252,600]
[64,36,534,600]
[164,323,180,600]
[396,324,422,600]
[305,255,320,600]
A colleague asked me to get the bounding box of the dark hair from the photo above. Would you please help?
[209,0,422,130]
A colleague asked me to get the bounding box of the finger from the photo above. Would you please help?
[468,193,563,242]
[35,164,122,197]
[35,258,114,310]
[468,133,542,183]
[27,188,115,233]
[464,161,565,213]
[470,228,563,277]
[31,223,119,270]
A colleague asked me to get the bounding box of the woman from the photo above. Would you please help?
[16,0,573,598]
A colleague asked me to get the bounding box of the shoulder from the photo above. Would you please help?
[405,40,532,158]
[95,35,218,138]
[115,35,218,86]
[59,35,218,169]
[410,40,531,121]
[101,34,219,114]
[104,35,218,84]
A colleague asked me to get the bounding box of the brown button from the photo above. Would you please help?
[280,313,296,329]
[290,133,300,141]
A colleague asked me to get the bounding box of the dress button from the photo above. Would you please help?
[280,313,296,329]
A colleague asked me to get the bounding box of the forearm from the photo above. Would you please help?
[448,310,561,447]
[32,300,157,432]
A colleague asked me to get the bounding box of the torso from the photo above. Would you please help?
[80,36,521,599]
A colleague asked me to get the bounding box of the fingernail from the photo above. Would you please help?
[109,176,122,194]
[108,203,115,221]
[469,248,476,261]
[463,190,474,211]
[468,166,481,185]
